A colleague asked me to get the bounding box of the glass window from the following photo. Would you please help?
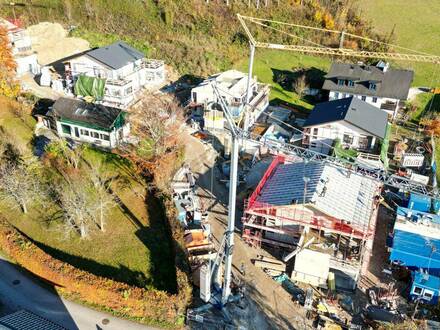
[338,79,345,86]
[343,93,347,98]
[348,80,355,87]
[343,134,353,144]
[424,291,433,300]
[334,92,339,99]
[80,129,89,136]
[313,128,319,136]
[413,286,422,295]
[61,124,71,135]
[125,87,133,95]
[100,134,110,141]
[361,96,366,101]
[372,97,378,103]
[92,132,100,139]
[369,83,377,90]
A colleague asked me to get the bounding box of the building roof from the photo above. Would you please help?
[304,97,388,139]
[390,207,440,274]
[51,97,124,131]
[0,310,66,330]
[413,271,440,290]
[322,62,414,100]
[85,41,144,70]
[256,159,381,229]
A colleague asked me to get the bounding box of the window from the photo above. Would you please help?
[348,80,355,87]
[412,286,423,295]
[100,134,110,141]
[80,129,89,136]
[343,93,347,98]
[361,96,366,101]
[125,87,133,95]
[334,92,339,99]
[338,79,345,86]
[92,132,100,139]
[313,128,319,136]
[372,97,378,103]
[61,124,71,135]
[114,89,121,97]
[423,290,434,300]
[343,134,353,144]
[369,82,377,91]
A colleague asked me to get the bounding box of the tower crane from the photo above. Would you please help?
[201,14,440,310]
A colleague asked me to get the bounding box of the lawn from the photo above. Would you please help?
[0,98,176,293]
[235,49,331,110]
[358,0,440,87]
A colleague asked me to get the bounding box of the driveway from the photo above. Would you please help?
[0,256,156,330]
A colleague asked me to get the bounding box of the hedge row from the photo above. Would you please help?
[0,216,192,328]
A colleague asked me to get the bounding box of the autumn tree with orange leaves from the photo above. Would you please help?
[0,25,20,98]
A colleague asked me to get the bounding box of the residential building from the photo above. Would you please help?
[190,70,270,130]
[1,18,39,75]
[243,155,382,291]
[322,61,414,119]
[45,97,130,148]
[302,97,388,154]
[68,41,165,107]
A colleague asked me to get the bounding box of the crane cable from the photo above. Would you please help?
[242,15,434,56]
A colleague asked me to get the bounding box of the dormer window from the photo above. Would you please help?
[348,80,355,87]
[369,82,377,91]
[338,79,345,86]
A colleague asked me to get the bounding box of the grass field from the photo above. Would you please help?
[0,98,176,292]
[358,0,440,87]
[236,49,331,110]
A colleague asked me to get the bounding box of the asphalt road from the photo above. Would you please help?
[0,256,156,330]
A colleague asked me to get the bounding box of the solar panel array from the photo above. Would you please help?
[258,161,325,206]
[0,310,67,330]
[256,160,381,228]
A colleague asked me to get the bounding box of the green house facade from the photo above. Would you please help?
[52,97,130,149]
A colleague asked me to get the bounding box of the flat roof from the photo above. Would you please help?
[0,310,67,330]
[85,41,144,70]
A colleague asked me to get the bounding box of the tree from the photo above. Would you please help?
[88,160,118,232]
[57,177,95,238]
[45,139,87,170]
[293,72,308,97]
[130,94,184,157]
[0,25,19,98]
[0,164,41,213]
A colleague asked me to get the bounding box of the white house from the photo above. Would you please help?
[68,41,165,107]
[45,97,130,149]
[1,19,39,76]
[302,96,388,154]
[322,61,414,119]
[190,70,270,130]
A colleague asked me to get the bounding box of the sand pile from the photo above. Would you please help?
[27,22,90,65]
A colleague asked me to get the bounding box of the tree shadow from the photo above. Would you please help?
[0,258,78,329]
[271,67,326,91]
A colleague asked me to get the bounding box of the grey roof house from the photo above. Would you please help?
[303,97,388,154]
[68,41,165,108]
[322,61,414,118]
[43,97,130,149]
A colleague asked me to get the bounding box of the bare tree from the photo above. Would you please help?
[0,164,41,214]
[57,180,94,238]
[88,161,118,232]
[130,94,184,157]
[293,73,308,97]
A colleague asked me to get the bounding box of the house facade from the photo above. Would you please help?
[47,97,130,148]
[68,41,165,107]
[1,19,39,76]
[303,97,388,154]
[190,70,270,130]
[322,61,414,119]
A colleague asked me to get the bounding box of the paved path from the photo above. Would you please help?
[0,256,156,330]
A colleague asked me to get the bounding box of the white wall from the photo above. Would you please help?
[55,120,129,148]
[15,54,39,75]
[329,90,399,118]
[304,121,377,154]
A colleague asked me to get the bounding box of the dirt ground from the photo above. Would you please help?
[27,22,90,66]
[183,130,315,329]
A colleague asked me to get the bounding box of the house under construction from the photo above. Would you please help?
[242,155,382,290]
